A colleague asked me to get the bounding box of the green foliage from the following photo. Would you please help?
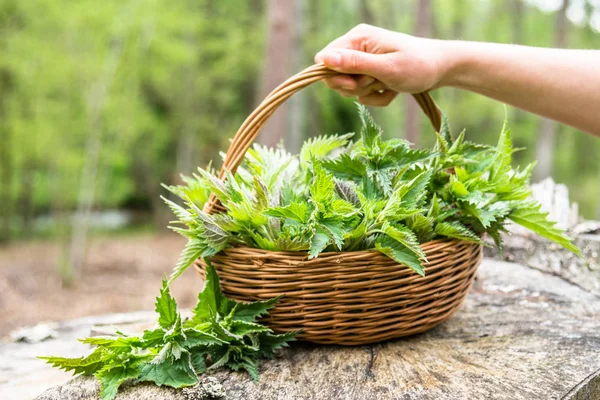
[166,105,580,278]
[40,265,297,400]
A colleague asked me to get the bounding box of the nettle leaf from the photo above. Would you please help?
[322,153,367,181]
[381,222,427,261]
[156,278,178,330]
[229,320,272,336]
[300,132,354,167]
[309,230,330,259]
[39,348,106,376]
[488,119,513,183]
[383,146,435,167]
[508,201,580,255]
[405,214,435,243]
[434,222,485,245]
[138,354,198,388]
[98,365,143,400]
[334,179,360,206]
[182,329,224,348]
[189,262,236,325]
[258,331,299,359]
[440,113,453,145]
[234,296,282,322]
[41,261,294,398]
[264,202,310,223]
[397,169,433,209]
[310,159,336,205]
[169,239,207,283]
[357,103,383,154]
[161,196,192,223]
[375,236,425,276]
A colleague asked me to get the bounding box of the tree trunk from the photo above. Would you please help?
[404,0,433,145]
[283,0,306,154]
[359,0,375,25]
[67,10,131,284]
[0,69,14,243]
[257,0,294,148]
[534,0,569,181]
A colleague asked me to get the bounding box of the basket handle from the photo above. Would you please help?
[204,63,442,214]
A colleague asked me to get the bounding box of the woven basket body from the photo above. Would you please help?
[195,240,481,345]
[196,64,483,345]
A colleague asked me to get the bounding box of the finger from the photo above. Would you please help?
[323,75,360,90]
[315,35,359,64]
[357,90,398,107]
[336,88,358,98]
[320,49,392,77]
[355,75,376,89]
[369,81,388,93]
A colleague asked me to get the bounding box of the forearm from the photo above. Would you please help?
[441,42,600,136]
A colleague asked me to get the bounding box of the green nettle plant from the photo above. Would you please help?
[165,104,579,279]
[40,265,296,400]
[41,105,580,399]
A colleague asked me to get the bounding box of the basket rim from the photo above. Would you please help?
[213,237,475,258]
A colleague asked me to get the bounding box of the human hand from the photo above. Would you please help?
[314,24,450,106]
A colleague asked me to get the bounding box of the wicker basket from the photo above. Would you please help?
[195,64,482,345]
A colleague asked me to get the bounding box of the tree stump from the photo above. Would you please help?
[2,260,599,400]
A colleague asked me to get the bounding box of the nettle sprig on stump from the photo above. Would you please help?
[40,264,297,400]
[165,105,579,279]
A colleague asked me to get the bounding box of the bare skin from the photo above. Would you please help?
[314,24,600,137]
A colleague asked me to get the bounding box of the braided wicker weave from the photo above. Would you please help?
[195,64,482,345]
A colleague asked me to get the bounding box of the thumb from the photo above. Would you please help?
[318,49,389,77]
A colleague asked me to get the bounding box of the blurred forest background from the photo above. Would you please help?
[0,0,599,286]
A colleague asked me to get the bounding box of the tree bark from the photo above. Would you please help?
[257,0,295,148]
[534,0,569,181]
[0,69,14,243]
[404,0,433,145]
[284,0,306,154]
[67,6,133,284]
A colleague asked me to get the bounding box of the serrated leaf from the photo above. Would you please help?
[375,236,425,276]
[169,239,206,283]
[488,119,513,183]
[190,352,207,374]
[396,169,433,209]
[156,278,178,330]
[508,201,580,255]
[38,348,106,376]
[381,223,427,261]
[239,357,260,382]
[138,355,198,388]
[98,365,141,400]
[322,154,367,181]
[161,196,192,222]
[234,296,282,322]
[334,179,360,206]
[309,230,330,259]
[434,222,485,245]
[310,159,335,205]
[229,320,272,336]
[264,202,310,223]
[258,331,299,359]
[440,113,453,144]
[357,103,383,154]
[182,329,225,347]
[300,132,354,167]
[189,262,236,325]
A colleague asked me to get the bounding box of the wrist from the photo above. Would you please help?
[435,40,476,89]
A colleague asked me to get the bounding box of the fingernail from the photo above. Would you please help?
[326,51,342,67]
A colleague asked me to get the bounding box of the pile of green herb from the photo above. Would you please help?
[40,264,296,400]
[165,105,579,279]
